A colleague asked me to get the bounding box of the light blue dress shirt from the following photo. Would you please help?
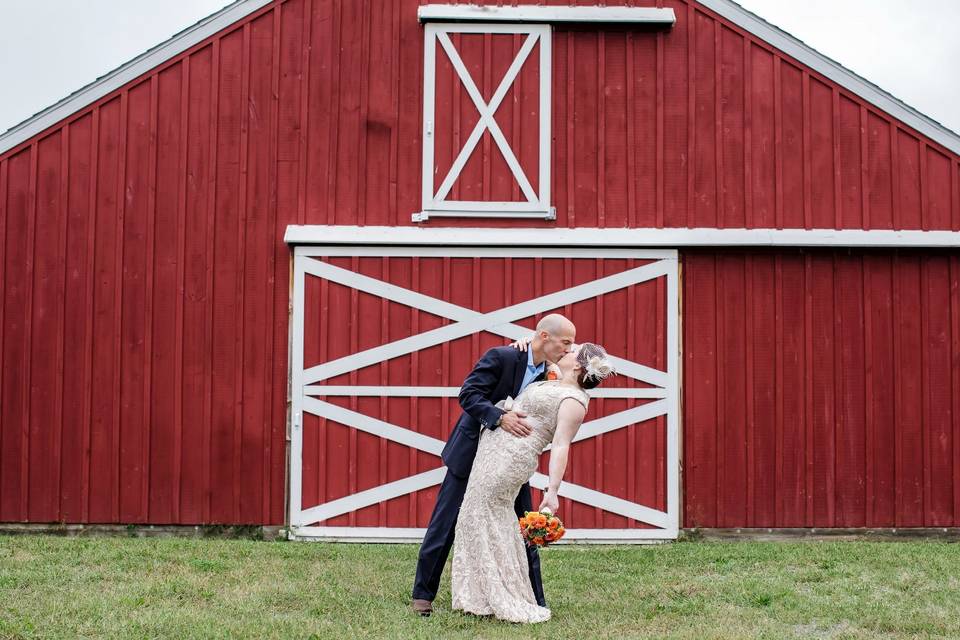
[518,348,545,395]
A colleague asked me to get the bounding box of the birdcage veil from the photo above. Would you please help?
[575,343,616,385]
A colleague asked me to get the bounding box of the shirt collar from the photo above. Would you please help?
[527,347,545,373]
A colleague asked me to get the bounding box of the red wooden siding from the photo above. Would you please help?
[0,0,958,526]
[683,250,960,528]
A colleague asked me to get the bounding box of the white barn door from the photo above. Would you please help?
[288,243,679,542]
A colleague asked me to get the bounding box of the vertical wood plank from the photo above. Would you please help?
[832,89,842,229]
[655,27,664,227]
[773,58,783,228]
[597,33,606,228]
[54,126,70,521]
[951,255,960,524]
[779,253,807,525]
[864,256,874,526]
[0,159,8,518]
[802,72,812,229]
[111,93,129,522]
[29,133,64,521]
[165,54,191,524]
[924,255,953,524]
[118,82,150,523]
[860,106,870,229]
[172,57,189,523]
[566,31,575,227]
[803,254,814,522]
[1,149,32,521]
[82,110,99,521]
[745,254,755,524]
[142,75,158,521]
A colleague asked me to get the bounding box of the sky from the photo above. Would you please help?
[1,0,958,137]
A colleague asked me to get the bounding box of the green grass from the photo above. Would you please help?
[1,536,959,639]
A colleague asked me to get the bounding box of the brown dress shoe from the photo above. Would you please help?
[412,599,433,616]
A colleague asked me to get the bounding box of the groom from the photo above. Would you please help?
[411,313,576,616]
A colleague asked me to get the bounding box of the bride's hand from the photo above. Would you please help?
[538,489,559,515]
[508,334,534,351]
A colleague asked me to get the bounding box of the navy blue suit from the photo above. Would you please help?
[412,346,546,605]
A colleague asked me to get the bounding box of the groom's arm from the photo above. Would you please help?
[457,348,507,433]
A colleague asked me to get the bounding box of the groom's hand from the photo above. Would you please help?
[508,335,533,352]
[498,410,532,437]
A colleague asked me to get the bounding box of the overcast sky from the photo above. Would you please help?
[1,1,958,137]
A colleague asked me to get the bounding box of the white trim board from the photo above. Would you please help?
[0,0,274,156]
[284,225,960,248]
[2,0,958,159]
[288,526,672,544]
[418,5,677,25]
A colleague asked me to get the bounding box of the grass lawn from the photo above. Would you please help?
[1,535,959,639]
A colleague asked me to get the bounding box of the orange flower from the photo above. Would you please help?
[545,532,555,541]
[535,514,547,527]
[533,536,545,546]
[547,519,559,531]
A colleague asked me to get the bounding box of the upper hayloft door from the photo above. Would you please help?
[416,23,552,221]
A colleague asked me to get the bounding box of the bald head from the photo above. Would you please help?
[531,313,577,365]
[536,313,575,337]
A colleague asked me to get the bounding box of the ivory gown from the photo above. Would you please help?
[451,380,590,624]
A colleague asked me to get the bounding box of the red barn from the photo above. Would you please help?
[1,1,958,542]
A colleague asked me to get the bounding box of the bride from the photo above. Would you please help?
[450,342,615,623]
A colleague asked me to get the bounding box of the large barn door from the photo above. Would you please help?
[288,245,679,542]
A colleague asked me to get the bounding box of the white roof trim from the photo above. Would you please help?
[2,0,958,159]
[418,5,677,25]
[0,0,274,157]
[283,225,960,248]
[696,0,960,156]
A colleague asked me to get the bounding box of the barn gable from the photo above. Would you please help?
[2,0,959,232]
[2,1,958,160]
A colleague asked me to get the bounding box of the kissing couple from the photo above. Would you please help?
[411,313,616,623]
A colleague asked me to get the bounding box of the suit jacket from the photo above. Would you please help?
[441,346,547,478]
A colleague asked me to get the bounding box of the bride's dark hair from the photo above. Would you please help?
[575,343,613,390]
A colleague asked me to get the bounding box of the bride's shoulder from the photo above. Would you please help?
[563,385,591,406]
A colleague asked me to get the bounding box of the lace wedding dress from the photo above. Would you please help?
[451,380,590,623]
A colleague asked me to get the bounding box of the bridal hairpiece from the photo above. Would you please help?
[585,355,616,380]
[576,343,617,382]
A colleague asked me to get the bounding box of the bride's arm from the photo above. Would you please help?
[538,398,587,513]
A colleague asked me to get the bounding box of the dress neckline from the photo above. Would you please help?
[538,379,587,394]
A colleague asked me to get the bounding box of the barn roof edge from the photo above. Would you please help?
[0,0,273,157]
[700,0,960,155]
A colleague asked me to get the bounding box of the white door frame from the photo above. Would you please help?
[417,22,552,222]
[287,240,680,543]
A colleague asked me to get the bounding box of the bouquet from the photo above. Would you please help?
[519,508,565,547]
